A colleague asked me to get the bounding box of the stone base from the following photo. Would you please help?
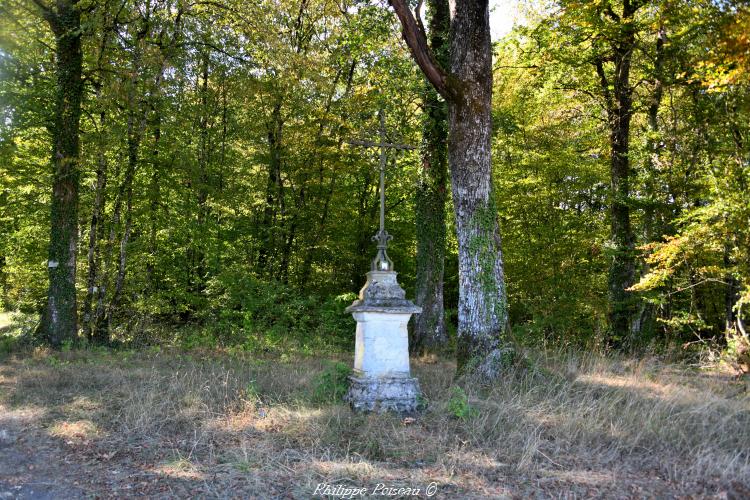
[345,373,421,413]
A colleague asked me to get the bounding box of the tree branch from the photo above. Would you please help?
[31,0,57,27]
[602,3,620,22]
[387,0,451,100]
[594,57,614,116]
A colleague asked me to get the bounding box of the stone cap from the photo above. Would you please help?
[345,270,422,314]
[345,302,422,314]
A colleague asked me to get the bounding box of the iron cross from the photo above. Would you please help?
[346,110,416,271]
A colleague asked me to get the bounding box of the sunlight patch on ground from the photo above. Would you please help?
[49,419,100,443]
[576,372,695,402]
[542,469,616,485]
[62,395,103,417]
[153,458,207,480]
[311,459,378,480]
[578,372,671,390]
[0,402,48,424]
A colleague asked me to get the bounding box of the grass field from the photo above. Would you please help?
[1,348,749,498]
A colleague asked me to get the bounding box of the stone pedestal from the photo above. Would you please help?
[345,271,421,413]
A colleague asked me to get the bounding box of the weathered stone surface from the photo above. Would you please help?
[345,270,422,412]
[351,311,412,376]
[346,271,421,313]
[345,373,421,413]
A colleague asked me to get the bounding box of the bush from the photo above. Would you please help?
[447,386,479,419]
[192,268,355,352]
[312,361,351,404]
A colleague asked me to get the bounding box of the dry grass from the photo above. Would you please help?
[1,347,749,498]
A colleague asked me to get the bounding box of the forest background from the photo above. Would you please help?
[0,0,748,366]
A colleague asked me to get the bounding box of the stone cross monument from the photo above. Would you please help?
[344,111,422,413]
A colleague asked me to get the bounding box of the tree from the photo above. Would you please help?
[389,0,510,379]
[591,0,645,347]
[33,0,85,346]
[412,0,449,354]
[537,0,649,347]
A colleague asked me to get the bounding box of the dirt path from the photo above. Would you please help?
[0,406,86,499]
[0,404,241,499]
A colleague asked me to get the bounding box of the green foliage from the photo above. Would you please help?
[0,334,18,355]
[191,269,354,352]
[0,0,747,354]
[446,386,478,419]
[244,379,261,402]
[0,312,39,355]
[724,326,750,372]
[493,32,609,347]
[1,0,423,348]
[312,361,351,404]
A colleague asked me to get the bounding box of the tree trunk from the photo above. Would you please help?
[94,153,121,341]
[37,0,84,346]
[724,247,739,334]
[412,0,449,354]
[194,51,211,294]
[633,23,667,342]
[448,0,509,377]
[595,1,640,348]
[105,27,147,335]
[390,0,511,380]
[147,112,161,290]
[258,99,284,276]
[107,97,139,334]
[82,107,107,342]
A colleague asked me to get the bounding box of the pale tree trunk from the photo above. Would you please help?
[105,24,149,335]
[95,156,121,341]
[448,0,508,376]
[36,0,84,346]
[82,9,116,343]
[82,106,107,342]
[390,0,511,380]
[412,0,449,354]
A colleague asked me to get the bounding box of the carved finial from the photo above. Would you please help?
[371,229,394,271]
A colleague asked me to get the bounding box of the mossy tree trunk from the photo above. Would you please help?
[594,0,643,348]
[390,0,510,380]
[412,0,449,354]
[36,0,84,346]
[447,0,508,376]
